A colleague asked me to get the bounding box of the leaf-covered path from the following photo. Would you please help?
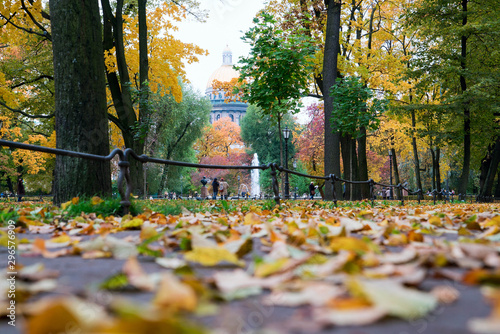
[1,199,500,333]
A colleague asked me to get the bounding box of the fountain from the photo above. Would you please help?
[251,153,260,198]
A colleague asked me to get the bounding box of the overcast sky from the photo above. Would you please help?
[174,0,267,94]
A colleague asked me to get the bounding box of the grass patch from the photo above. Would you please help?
[64,197,141,217]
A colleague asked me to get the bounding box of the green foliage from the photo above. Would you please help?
[240,105,296,165]
[237,12,318,122]
[329,77,387,138]
[146,84,211,194]
[64,197,140,217]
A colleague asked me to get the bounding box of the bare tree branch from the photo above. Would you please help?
[0,12,50,40]
[20,0,52,41]
[0,101,54,119]
[10,75,54,89]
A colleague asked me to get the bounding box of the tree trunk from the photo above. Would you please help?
[138,0,150,145]
[340,135,351,200]
[479,138,500,200]
[323,0,342,200]
[478,150,491,194]
[430,148,436,190]
[358,127,369,198]
[410,104,423,198]
[351,136,360,200]
[50,0,111,205]
[457,0,470,198]
[391,148,401,199]
[102,0,144,195]
[495,168,500,198]
[435,147,442,199]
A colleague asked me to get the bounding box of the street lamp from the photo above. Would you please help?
[282,126,291,199]
[388,149,393,200]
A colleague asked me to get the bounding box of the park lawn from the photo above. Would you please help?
[1,198,500,333]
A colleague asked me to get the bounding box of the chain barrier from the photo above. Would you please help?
[0,139,480,214]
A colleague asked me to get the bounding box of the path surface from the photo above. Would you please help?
[0,228,492,334]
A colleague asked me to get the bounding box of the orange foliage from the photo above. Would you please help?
[194,117,244,159]
[211,78,246,103]
[295,103,324,176]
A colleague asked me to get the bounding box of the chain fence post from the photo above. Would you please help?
[117,156,132,215]
[330,174,338,207]
[397,184,404,206]
[270,163,280,206]
[369,179,374,207]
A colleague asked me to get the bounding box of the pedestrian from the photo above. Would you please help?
[212,177,219,200]
[17,177,25,202]
[219,177,229,200]
[309,181,315,200]
[200,176,209,199]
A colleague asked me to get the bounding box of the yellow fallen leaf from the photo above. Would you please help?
[153,273,197,311]
[244,212,261,225]
[61,200,72,210]
[49,234,71,244]
[91,196,104,205]
[428,216,442,227]
[330,237,370,253]
[254,258,289,277]
[121,218,144,229]
[184,247,244,267]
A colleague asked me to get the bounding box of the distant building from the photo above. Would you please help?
[205,46,248,125]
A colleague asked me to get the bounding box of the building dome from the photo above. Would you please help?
[206,46,239,89]
[206,65,240,89]
[206,46,247,126]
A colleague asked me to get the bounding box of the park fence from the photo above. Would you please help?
[0,139,477,214]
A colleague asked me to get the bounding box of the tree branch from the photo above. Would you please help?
[10,75,54,89]
[107,113,127,133]
[17,120,50,137]
[20,0,52,41]
[0,101,54,119]
[0,12,50,40]
[170,0,205,22]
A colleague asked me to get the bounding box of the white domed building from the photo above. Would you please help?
[206,47,248,125]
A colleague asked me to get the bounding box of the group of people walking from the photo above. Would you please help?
[201,176,229,200]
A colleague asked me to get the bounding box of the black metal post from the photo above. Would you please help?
[270,163,280,205]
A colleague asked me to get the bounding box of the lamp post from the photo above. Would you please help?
[237,175,240,199]
[388,149,393,200]
[282,126,291,199]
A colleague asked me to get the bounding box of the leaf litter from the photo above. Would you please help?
[2,199,500,333]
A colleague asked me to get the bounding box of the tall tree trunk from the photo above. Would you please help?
[479,138,500,200]
[391,148,401,199]
[340,135,351,199]
[358,127,369,198]
[351,136,360,200]
[430,148,436,190]
[411,107,423,198]
[323,0,342,200]
[434,147,442,199]
[138,0,150,144]
[50,0,111,205]
[457,0,470,198]
[102,0,144,195]
[495,168,500,198]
